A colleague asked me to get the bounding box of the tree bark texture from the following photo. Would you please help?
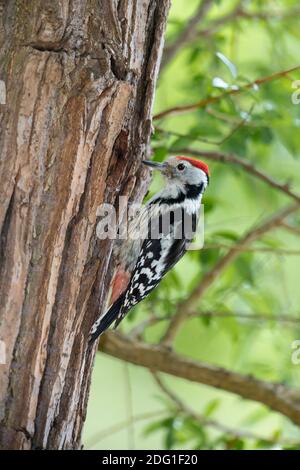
[0,0,170,449]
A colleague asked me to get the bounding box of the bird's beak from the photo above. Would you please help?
[142,160,165,171]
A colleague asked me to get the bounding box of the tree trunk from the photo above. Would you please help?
[0,0,170,450]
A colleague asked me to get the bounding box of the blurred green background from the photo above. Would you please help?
[84,0,300,450]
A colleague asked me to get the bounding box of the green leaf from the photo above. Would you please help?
[165,418,176,449]
[234,254,255,286]
[203,399,221,417]
[213,230,240,242]
[153,147,168,161]
[144,416,174,436]
[199,248,221,273]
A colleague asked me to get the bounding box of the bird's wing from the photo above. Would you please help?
[114,233,187,328]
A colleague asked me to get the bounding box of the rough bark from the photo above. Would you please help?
[0,0,170,450]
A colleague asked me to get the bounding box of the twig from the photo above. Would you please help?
[196,3,245,38]
[129,314,170,340]
[162,202,300,345]
[169,147,300,204]
[129,310,300,344]
[237,7,300,21]
[195,310,300,326]
[198,6,300,37]
[206,107,259,125]
[161,0,215,70]
[203,243,300,256]
[123,363,135,450]
[162,2,300,70]
[130,309,300,341]
[154,65,300,120]
[155,102,255,146]
[85,410,167,449]
[217,103,255,145]
[152,372,185,410]
[155,126,217,145]
[152,372,300,447]
[100,331,300,427]
[280,222,300,237]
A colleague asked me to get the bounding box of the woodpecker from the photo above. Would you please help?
[89,156,210,342]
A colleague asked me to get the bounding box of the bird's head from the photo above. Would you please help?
[142,156,210,192]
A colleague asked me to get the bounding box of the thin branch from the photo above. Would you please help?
[280,222,300,237]
[162,202,300,345]
[195,310,300,326]
[132,311,300,348]
[204,243,300,256]
[206,107,260,125]
[155,126,219,145]
[216,103,255,145]
[161,0,215,70]
[162,1,300,70]
[123,363,135,450]
[198,6,300,37]
[85,410,167,449]
[155,102,255,146]
[152,372,186,410]
[197,4,245,38]
[100,331,300,427]
[129,314,170,340]
[129,310,300,342]
[152,372,300,447]
[169,147,300,204]
[237,7,300,22]
[153,65,300,121]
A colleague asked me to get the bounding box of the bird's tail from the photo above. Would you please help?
[89,293,126,343]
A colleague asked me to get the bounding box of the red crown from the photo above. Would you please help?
[176,156,210,176]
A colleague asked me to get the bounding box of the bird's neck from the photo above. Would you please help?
[148,181,205,210]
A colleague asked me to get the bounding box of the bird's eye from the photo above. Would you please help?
[177,163,185,171]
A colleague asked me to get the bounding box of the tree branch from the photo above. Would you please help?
[203,243,300,256]
[130,310,300,338]
[162,202,300,344]
[198,6,300,38]
[161,0,214,70]
[85,410,167,449]
[196,3,245,38]
[195,310,300,326]
[161,2,300,71]
[280,222,300,237]
[169,147,300,204]
[152,372,300,447]
[100,331,300,427]
[154,65,300,120]
[155,101,255,146]
[236,6,300,22]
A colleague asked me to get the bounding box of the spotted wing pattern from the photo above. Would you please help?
[114,209,192,327]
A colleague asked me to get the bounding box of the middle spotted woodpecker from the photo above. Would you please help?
[89,156,210,342]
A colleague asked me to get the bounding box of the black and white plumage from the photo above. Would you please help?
[89,156,210,342]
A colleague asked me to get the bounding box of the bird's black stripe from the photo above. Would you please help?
[185,182,204,199]
[152,183,205,207]
[153,192,185,206]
